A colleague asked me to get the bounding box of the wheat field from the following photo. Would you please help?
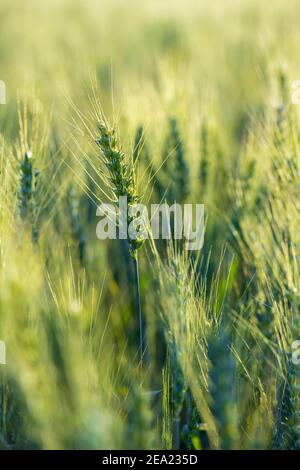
[1,0,300,450]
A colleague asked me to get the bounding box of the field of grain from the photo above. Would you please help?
[1,0,300,450]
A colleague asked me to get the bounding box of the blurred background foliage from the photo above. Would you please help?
[1,0,300,449]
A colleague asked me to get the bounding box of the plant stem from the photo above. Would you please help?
[133,252,145,381]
